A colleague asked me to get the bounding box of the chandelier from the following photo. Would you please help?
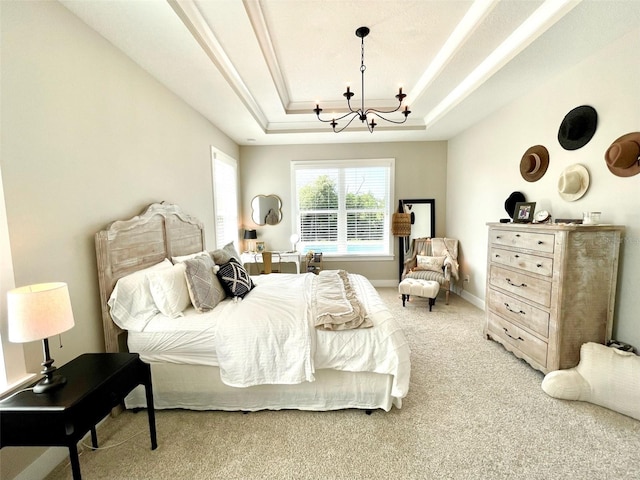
[313,26,411,133]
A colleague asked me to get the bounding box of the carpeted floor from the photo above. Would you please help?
[46,289,640,479]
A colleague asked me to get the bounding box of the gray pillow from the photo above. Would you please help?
[210,241,242,265]
[183,254,226,312]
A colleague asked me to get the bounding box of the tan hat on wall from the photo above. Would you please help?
[520,145,549,182]
[558,164,590,202]
[604,132,640,178]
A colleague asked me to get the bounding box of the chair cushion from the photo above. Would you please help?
[406,270,445,284]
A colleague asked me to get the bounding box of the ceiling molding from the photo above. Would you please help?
[243,0,291,113]
[425,0,581,126]
[168,0,269,130]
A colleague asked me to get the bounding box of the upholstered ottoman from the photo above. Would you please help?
[398,278,440,311]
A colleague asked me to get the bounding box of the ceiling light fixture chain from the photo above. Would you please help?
[313,26,411,133]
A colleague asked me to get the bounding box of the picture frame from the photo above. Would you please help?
[255,241,265,253]
[513,202,536,223]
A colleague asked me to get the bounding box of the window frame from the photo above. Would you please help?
[211,147,239,250]
[290,158,395,261]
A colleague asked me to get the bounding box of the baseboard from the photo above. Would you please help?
[13,447,68,480]
[454,286,485,310]
[12,417,109,480]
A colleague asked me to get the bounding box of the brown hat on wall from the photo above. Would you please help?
[520,145,549,182]
[558,105,598,150]
[604,132,640,178]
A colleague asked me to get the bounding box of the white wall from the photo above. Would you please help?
[1,2,238,477]
[446,27,640,347]
[239,141,448,283]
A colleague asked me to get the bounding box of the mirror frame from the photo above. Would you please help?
[397,198,436,281]
[251,194,282,226]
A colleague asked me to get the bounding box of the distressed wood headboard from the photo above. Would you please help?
[95,202,205,353]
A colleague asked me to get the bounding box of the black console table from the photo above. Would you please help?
[0,353,157,480]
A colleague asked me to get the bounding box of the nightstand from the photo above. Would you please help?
[0,353,157,480]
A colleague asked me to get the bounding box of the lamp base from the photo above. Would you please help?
[33,374,67,394]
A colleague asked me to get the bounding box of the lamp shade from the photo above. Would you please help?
[7,282,75,343]
[243,229,257,240]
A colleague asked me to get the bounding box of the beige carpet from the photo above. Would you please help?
[46,289,640,479]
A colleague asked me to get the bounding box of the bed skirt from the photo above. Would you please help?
[125,362,400,412]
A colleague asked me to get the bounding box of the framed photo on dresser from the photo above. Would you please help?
[513,202,536,223]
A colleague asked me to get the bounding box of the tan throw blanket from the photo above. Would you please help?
[314,270,372,330]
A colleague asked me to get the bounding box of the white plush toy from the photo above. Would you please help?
[541,342,640,421]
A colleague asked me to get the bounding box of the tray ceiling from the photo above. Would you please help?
[60,0,640,145]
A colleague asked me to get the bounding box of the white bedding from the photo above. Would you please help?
[127,273,410,399]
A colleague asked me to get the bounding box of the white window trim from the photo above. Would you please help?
[211,147,239,250]
[0,164,33,395]
[290,158,395,261]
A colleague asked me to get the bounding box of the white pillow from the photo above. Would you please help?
[107,259,172,331]
[147,262,191,318]
[171,250,209,264]
[416,255,446,273]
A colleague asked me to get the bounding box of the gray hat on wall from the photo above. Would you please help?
[558,105,598,150]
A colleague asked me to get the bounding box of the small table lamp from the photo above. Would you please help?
[7,282,75,393]
[243,229,257,252]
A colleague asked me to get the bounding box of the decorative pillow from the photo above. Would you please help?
[147,262,191,318]
[216,258,254,299]
[183,254,226,313]
[171,250,209,264]
[210,242,242,265]
[107,259,172,331]
[416,255,446,273]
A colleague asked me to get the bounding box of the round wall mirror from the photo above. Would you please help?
[251,194,282,225]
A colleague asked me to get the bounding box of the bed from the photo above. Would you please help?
[95,202,411,412]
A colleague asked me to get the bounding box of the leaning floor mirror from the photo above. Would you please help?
[397,199,435,280]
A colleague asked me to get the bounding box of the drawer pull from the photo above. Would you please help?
[537,263,543,268]
[514,254,520,258]
[503,327,524,341]
[515,234,521,237]
[504,303,525,315]
[538,240,543,245]
[505,278,527,288]
[495,254,501,258]
[496,235,502,239]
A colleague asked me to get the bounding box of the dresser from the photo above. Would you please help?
[484,223,624,374]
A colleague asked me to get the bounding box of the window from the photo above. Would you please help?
[211,148,239,249]
[291,158,394,258]
[0,163,32,393]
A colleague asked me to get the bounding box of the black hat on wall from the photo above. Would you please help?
[558,105,598,150]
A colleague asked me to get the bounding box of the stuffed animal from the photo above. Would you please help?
[541,342,640,421]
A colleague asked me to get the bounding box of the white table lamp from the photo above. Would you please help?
[7,282,75,393]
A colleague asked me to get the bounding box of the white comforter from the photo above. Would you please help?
[129,273,410,400]
[214,273,410,398]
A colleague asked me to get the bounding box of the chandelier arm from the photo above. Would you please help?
[367,111,410,125]
[316,110,361,124]
[364,105,404,115]
[332,113,362,133]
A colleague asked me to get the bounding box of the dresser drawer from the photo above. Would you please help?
[490,229,555,253]
[490,247,553,277]
[489,265,552,307]
[488,289,550,338]
[487,312,548,367]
